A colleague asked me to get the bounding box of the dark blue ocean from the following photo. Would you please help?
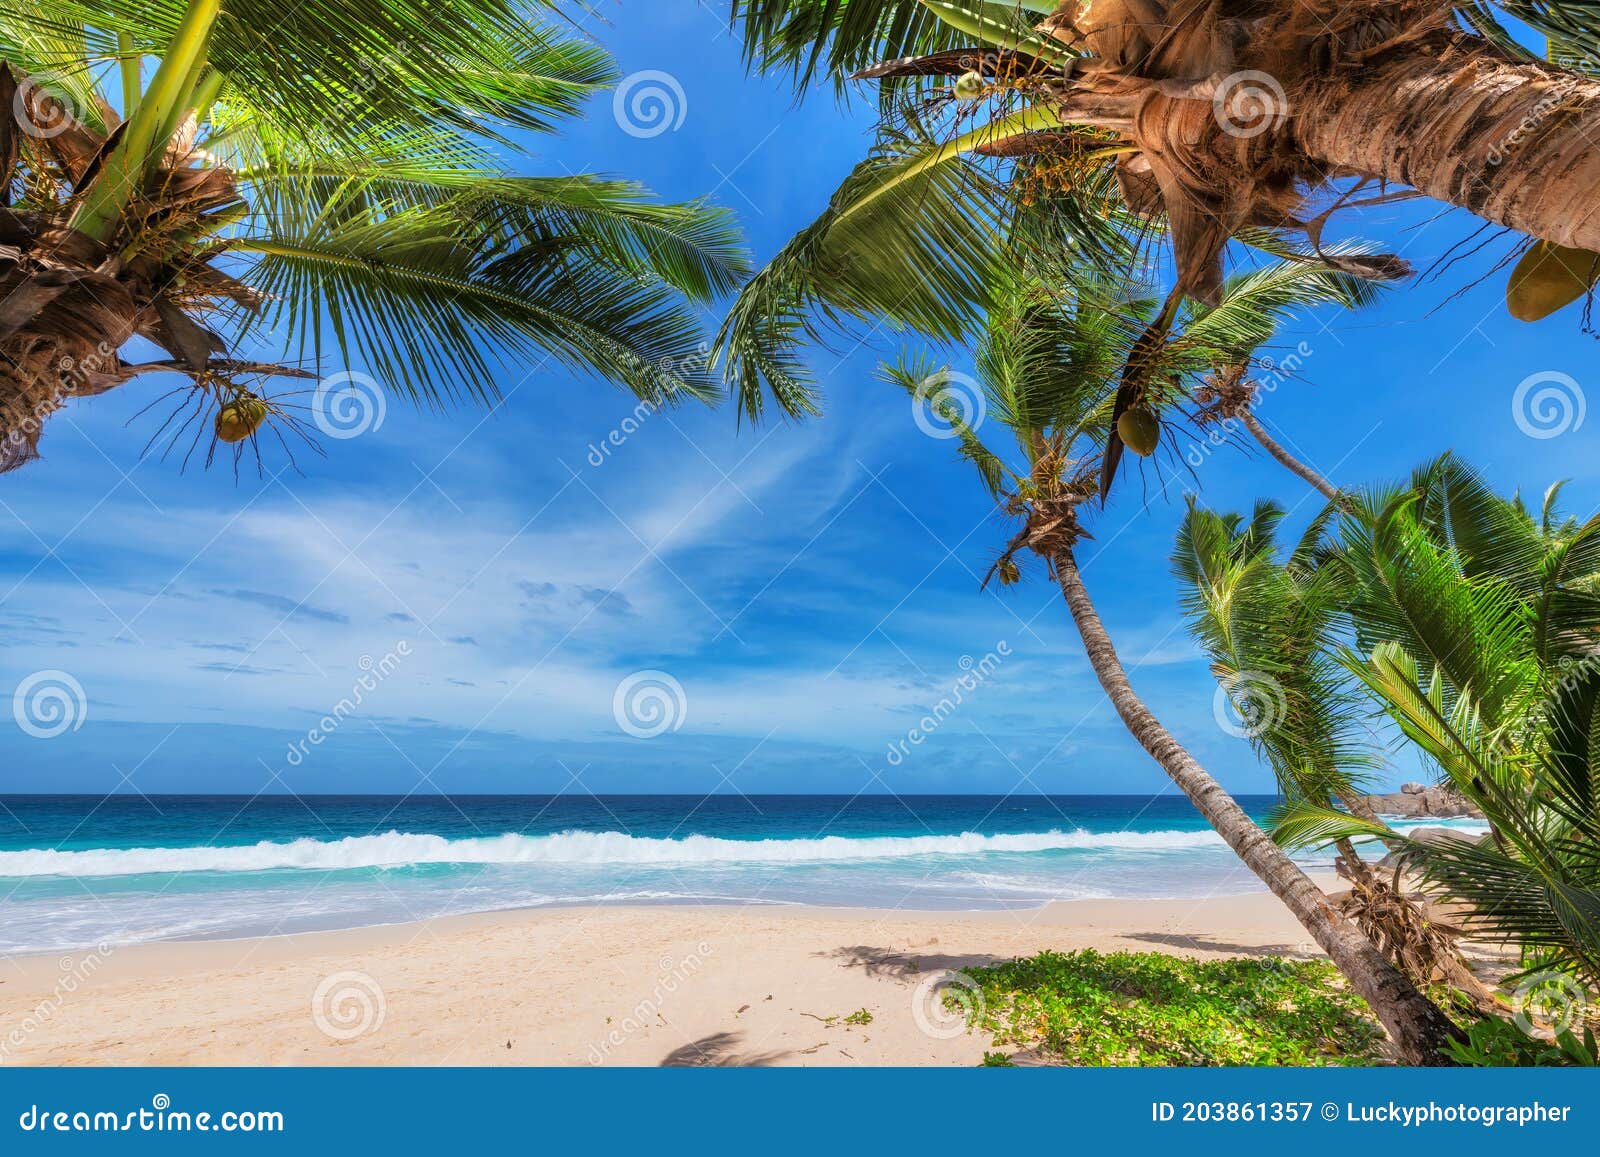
[0,794,1484,954]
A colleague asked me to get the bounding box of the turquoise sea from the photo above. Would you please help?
[0,794,1487,954]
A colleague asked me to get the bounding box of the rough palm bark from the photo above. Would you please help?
[1019,4,1600,303]
[1052,546,1462,1064]
[0,65,257,470]
[1211,399,1494,1005]
[1293,41,1600,253]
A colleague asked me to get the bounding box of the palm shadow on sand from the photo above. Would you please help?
[659,1031,791,1067]
[821,944,1008,979]
[1126,932,1310,957]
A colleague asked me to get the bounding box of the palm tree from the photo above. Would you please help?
[1268,456,1600,994]
[720,2,1600,490]
[1,1,764,472]
[731,1,1600,308]
[1172,497,1497,1003]
[880,264,1462,1063]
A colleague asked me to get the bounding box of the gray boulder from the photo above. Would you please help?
[1363,783,1483,819]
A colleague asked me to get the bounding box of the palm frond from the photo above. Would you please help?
[879,351,1012,498]
[28,0,612,155]
[714,124,1013,420]
[238,198,720,406]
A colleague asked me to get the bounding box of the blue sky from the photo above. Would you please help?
[1,7,1595,797]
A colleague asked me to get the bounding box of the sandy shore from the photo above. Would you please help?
[0,889,1345,1066]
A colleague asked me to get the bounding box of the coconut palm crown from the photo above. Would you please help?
[1,1,765,472]
[720,1,1600,486]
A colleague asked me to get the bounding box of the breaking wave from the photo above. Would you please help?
[0,827,1223,878]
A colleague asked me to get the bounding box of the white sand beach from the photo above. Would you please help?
[0,890,1357,1067]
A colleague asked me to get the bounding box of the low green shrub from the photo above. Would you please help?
[958,948,1386,1066]
[1443,1016,1598,1067]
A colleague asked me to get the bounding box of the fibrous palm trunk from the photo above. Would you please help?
[1052,546,1461,1064]
[1293,38,1600,254]
[0,53,267,472]
[1038,6,1600,302]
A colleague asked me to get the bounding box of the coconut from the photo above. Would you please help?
[215,396,268,443]
[997,558,1020,586]
[1507,241,1600,322]
[1117,407,1160,457]
[953,71,985,101]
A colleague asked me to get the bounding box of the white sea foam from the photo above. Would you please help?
[0,827,1223,878]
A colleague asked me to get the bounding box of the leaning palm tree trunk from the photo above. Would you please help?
[1239,411,1340,504]
[1031,11,1600,302]
[1293,43,1600,254]
[1052,547,1460,1064]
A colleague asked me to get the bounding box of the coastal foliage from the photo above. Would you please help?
[0,1,766,472]
[1178,456,1600,1006]
[1443,1016,1598,1067]
[963,949,1386,1066]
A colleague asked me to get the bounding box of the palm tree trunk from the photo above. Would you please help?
[1239,411,1339,503]
[1053,547,1460,1064]
[1294,41,1600,253]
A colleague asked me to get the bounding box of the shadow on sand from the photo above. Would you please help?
[659,1031,791,1067]
[1124,931,1311,957]
[821,944,1008,979]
